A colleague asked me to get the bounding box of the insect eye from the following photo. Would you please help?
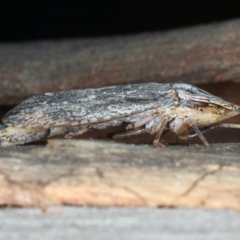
[190,97,209,107]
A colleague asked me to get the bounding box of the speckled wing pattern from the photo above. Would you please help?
[3,83,178,128]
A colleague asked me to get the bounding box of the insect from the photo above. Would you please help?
[0,82,240,147]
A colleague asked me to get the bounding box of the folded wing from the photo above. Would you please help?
[3,83,177,128]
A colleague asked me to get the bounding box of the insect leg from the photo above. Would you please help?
[113,128,146,139]
[125,114,158,130]
[49,126,88,138]
[64,127,89,138]
[179,125,215,139]
[186,123,240,138]
[152,116,169,148]
[191,124,210,147]
[120,115,169,147]
[180,122,240,145]
[113,114,159,138]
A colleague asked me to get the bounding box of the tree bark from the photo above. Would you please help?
[1,19,240,105]
[0,140,239,209]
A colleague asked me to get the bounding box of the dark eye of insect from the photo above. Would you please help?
[191,100,209,107]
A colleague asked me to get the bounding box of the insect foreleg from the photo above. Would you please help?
[181,123,240,140]
[179,126,215,139]
[190,124,210,147]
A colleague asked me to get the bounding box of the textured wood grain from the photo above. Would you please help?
[1,19,240,104]
[0,140,239,209]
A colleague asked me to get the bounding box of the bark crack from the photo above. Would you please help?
[179,165,222,197]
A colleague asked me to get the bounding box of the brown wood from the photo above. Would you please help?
[0,139,239,209]
[1,19,240,105]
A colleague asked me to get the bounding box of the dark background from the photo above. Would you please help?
[1,0,240,42]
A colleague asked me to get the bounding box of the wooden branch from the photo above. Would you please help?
[0,140,239,209]
[1,19,240,105]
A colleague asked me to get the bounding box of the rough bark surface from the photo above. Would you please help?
[1,19,240,105]
[0,139,239,209]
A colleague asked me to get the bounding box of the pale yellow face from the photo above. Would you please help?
[168,104,240,135]
[193,105,222,128]
[191,103,240,125]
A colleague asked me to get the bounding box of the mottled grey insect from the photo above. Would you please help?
[1,82,240,147]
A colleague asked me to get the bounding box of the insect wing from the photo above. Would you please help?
[3,83,177,128]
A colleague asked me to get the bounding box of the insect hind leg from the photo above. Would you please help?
[64,126,89,138]
[49,125,89,138]
[125,114,158,130]
[113,128,146,139]
[151,116,169,148]
[113,114,158,139]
